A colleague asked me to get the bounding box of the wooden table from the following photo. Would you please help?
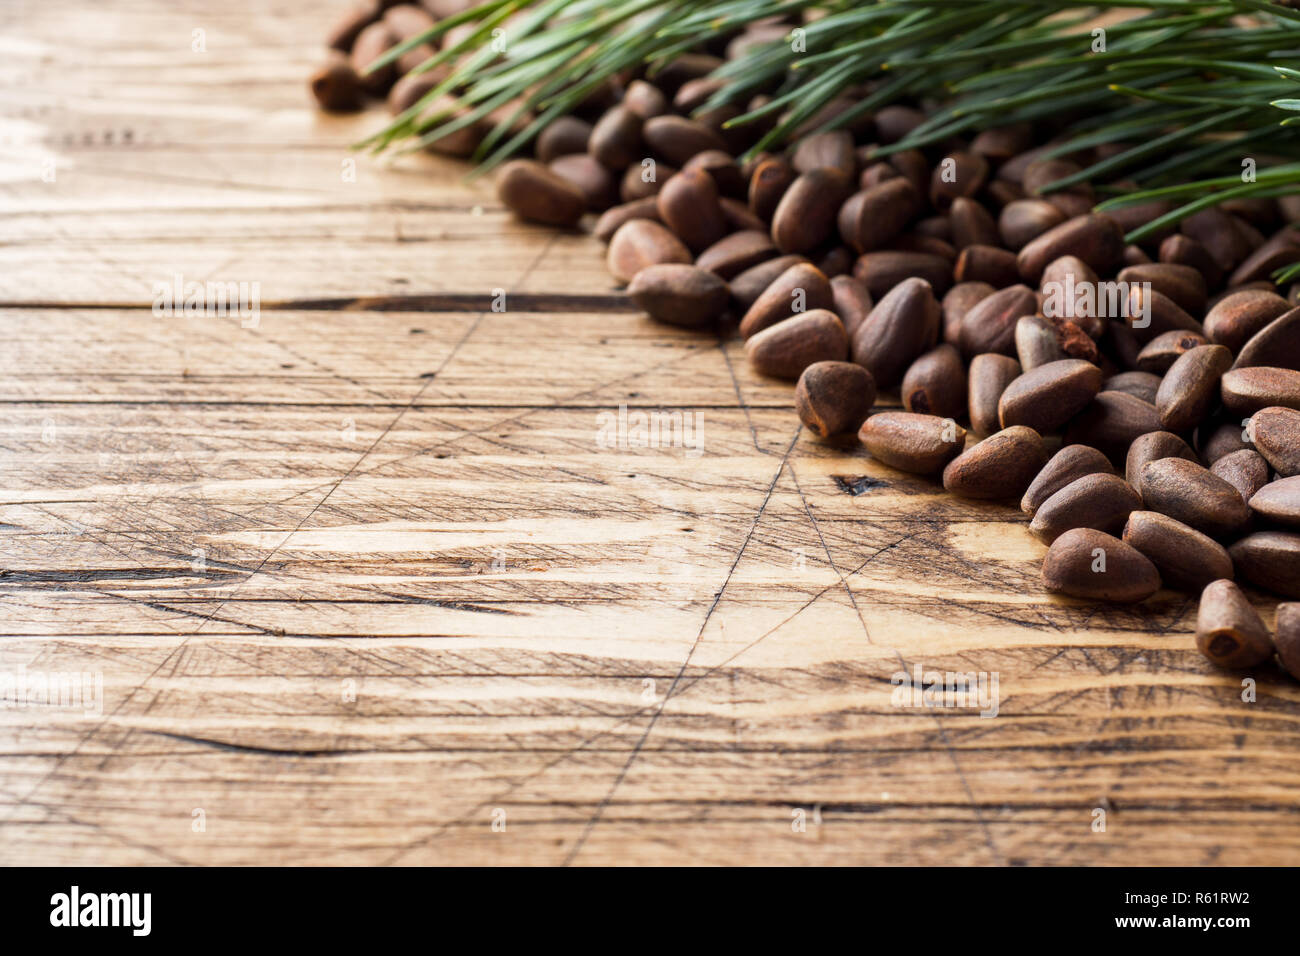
[2,0,1298,867]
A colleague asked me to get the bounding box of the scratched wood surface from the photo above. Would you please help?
[2,0,1299,867]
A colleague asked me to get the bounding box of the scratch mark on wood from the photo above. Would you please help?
[562,427,803,865]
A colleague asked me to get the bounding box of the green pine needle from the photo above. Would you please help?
[364,0,1300,266]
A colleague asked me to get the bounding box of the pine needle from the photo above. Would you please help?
[364,0,1300,242]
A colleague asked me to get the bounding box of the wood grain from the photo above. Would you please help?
[2,0,1299,866]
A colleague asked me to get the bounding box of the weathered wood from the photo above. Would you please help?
[1,0,1299,866]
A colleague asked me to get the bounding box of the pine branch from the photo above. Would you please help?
[362,0,1300,241]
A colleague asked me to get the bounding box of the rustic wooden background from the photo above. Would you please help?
[1,0,1298,866]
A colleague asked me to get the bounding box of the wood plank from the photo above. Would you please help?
[2,0,1299,867]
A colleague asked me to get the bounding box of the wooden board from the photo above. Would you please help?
[2,0,1299,867]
